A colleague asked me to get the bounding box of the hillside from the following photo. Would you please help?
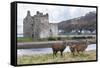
[58,11,96,35]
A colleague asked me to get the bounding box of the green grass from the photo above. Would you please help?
[17,50,96,65]
[17,37,33,42]
[17,35,96,42]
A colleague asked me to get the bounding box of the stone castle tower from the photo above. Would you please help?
[23,10,58,39]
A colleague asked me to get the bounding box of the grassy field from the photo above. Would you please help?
[17,35,96,42]
[17,50,96,65]
[17,37,33,42]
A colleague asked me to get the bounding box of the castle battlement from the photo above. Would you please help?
[33,11,48,18]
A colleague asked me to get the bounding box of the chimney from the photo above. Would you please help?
[27,10,31,16]
[46,13,48,16]
[37,11,39,15]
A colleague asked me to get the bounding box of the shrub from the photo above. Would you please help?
[72,36,86,39]
[57,37,62,40]
[86,36,93,39]
[47,37,57,41]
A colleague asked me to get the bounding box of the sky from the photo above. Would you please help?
[17,3,96,35]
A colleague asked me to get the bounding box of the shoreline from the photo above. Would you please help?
[17,39,96,49]
[17,44,96,56]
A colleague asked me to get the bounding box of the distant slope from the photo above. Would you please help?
[58,11,96,34]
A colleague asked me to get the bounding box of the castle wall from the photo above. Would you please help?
[23,11,33,37]
[31,12,50,38]
[23,11,58,39]
[39,15,50,38]
[50,23,58,37]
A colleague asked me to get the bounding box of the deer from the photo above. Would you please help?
[52,41,67,57]
[68,40,89,56]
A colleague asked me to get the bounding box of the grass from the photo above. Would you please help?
[17,37,33,42]
[17,35,96,42]
[17,50,96,65]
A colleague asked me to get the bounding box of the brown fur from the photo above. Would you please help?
[52,41,66,57]
[68,40,89,55]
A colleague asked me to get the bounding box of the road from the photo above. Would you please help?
[17,41,64,49]
[17,40,96,49]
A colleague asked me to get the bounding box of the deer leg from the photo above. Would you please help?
[75,48,79,56]
[55,51,57,57]
[72,52,75,56]
[70,49,74,56]
[60,51,63,57]
[53,51,55,58]
[53,50,57,58]
[71,48,75,56]
[77,50,80,54]
[70,50,75,56]
[71,48,78,56]
[53,50,57,57]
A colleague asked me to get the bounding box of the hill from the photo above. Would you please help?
[58,11,96,35]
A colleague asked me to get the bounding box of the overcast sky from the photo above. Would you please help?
[17,3,96,34]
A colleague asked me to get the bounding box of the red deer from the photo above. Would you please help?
[52,41,67,57]
[68,40,89,55]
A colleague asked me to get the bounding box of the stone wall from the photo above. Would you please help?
[23,11,33,37]
[23,11,58,39]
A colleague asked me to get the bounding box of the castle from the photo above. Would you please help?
[23,11,58,39]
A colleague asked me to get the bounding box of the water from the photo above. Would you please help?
[17,44,96,56]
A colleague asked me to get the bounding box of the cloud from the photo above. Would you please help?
[68,7,96,19]
[17,3,96,34]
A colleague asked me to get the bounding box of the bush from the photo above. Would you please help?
[71,36,94,40]
[72,36,86,39]
[47,37,57,41]
[38,38,48,41]
[86,36,94,39]
[57,37,62,40]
